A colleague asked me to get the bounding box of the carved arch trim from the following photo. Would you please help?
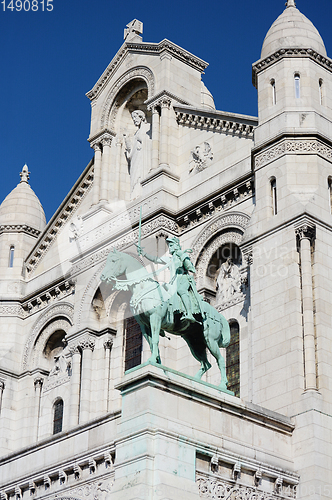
[100,66,155,130]
[22,302,74,370]
[191,212,250,284]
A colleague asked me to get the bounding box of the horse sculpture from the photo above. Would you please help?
[100,248,231,390]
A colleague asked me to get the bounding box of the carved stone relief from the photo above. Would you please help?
[189,142,213,174]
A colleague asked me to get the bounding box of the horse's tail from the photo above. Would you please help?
[218,315,231,348]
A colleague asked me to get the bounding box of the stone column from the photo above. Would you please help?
[100,134,113,202]
[150,104,160,171]
[79,337,95,423]
[34,377,43,441]
[103,338,113,413]
[92,143,102,205]
[296,223,317,391]
[0,380,4,415]
[69,344,81,427]
[159,97,172,169]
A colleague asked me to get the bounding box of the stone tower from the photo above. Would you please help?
[243,0,332,491]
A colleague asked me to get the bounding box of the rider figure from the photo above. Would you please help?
[137,237,197,322]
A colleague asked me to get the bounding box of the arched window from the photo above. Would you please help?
[227,320,240,397]
[53,399,64,434]
[8,246,14,268]
[271,79,276,105]
[319,79,323,105]
[294,73,300,99]
[124,312,142,371]
[271,177,277,215]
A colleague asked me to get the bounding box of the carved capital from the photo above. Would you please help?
[92,143,102,153]
[0,380,5,392]
[80,337,95,351]
[34,377,44,389]
[159,96,172,109]
[103,338,114,350]
[69,343,81,356]
[295,222,316,242]
[242,247,253,266]
[100,135,113,148]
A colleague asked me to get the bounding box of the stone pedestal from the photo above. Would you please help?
[111,363,297,500]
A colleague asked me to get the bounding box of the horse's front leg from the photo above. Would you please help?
[148,312,162,364]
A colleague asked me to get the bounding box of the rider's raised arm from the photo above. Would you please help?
[137,245,167,264]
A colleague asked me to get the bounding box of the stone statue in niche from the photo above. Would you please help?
[189,142,213,174]
[216,257,241,301]
[48,354,69,378]
[123,110,151,198]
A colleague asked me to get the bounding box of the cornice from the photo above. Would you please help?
[175,107,257,137]
[254,136,332,170]
[0,225,41,237]
[24,160,94,278]
[252,48,332,88]
[177,178,254,234]
[86,39,208,102]
[145,89,190,108]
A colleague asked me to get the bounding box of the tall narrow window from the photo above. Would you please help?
[124,314,142,371]
[53,399,63,434]
[271,79,276,105]
[328,177,332,213]
[294,73,300,99]
[271,177,277,215]
[319,79,323,105]
[8,246,14,268]
[226,321,240,397]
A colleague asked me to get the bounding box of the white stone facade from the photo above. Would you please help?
[1,3,332,499]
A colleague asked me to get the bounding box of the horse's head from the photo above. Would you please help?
[100,248,126,283]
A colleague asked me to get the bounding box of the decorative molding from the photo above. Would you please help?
[177,180,253,233]
[0,225,41,237]
[252,47,332,87]
[196,475,288,499]
[25,166,94,277]
[22,303,74,370]
[89,129,116,149]
[0,303,24,318]
[86,39,207,102]
[254,138,332,169]
[191,212,251,264]
[99,66,155,129]
[175,109,255,137]
[22,280,75,317]
[145,89,190,108]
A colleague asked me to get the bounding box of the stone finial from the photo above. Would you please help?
[286,0,296,7]
[124,19,143,42]
[20,164,30,183]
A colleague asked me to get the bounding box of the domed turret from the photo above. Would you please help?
[261,0,326,59]
[200,81,215,111]
[0,165,46,233]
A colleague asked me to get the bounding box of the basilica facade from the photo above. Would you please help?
[0,1,331,498]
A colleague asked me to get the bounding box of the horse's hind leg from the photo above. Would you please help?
[205,334,228,390]
[182,334,211,380]
[149,313,162,364]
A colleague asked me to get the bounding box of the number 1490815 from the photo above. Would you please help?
[1,0,53,11]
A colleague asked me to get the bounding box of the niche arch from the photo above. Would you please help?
[22,303,74,370]
[191,212,250,287]
[100,66,155,130]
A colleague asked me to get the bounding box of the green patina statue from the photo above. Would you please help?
[101,230,231,391]
[137,236,198,323]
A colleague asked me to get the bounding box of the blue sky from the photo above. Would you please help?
[0,0,331,221]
